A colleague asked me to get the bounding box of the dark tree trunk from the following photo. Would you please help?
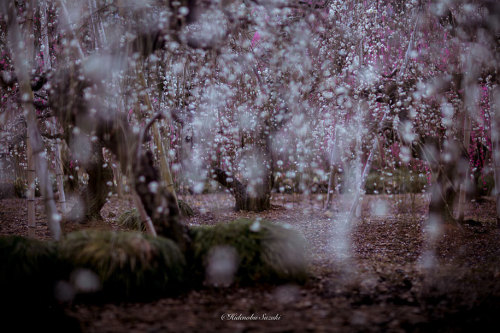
[213,167,271,212]
[65,142,113,222]
[412,135,453,224]
[428,168,457,223]
[81,149,114,221]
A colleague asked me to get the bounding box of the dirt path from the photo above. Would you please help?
[1,193,500,332]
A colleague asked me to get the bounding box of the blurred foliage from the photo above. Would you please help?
[13,177,58,198]
[59,230,186,299]
[365,168,428,195]
[474,172,494,197]
[189,218,308,286]
[179,199,195,217]
[13,177,27,198]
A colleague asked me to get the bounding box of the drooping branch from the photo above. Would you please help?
[213,167,246,195]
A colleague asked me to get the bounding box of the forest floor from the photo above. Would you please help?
[1,192,500,332]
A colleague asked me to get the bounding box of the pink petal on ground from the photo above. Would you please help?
[251,32,261,48]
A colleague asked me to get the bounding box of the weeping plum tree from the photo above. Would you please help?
[406,1,500,226]
[1,0,499,249]
[0,0,327,242]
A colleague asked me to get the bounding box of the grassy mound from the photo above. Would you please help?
[0,236,64,300]
[59,230,186,299]
[189,218,308,286]
[117,208,144,231]
[1,218,308,302]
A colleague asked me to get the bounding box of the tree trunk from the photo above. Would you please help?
[53,130,67,213]
[324,164,336,210]
[83,153,113,220]
[152,122,179,206]
[112,161,124,198]
[133,192,157,236]
[68,143,113,222]
[457,115,471,222]
[26,127,36,237]
[492,112,500,227]
[213,167,271,212]
[41,0,67,213]
[136,63,180,209]
[429,168,457,224]
[6,0,61,239]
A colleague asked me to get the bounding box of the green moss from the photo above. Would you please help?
[117,208,144,231]
[59,230,186,298]
[189,219,308,285]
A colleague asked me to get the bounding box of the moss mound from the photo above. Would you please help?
[117,208,144,231]
[1,219,308,300]
[0,236,64,300]
[59,230,186,298]
[189,219,308,286]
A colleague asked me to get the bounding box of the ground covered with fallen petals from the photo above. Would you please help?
[1,193,499,332]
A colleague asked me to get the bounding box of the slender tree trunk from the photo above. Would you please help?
[133,192,157,236]
[457,115,471,222]
[26,129,36,237]
[53,126,67,212]
[325,136,338,210]
[41,0,67,214]
[153,122,179,206]
[348,142,376,221]
[25,1,37,237]
[40,0,51,70]
[136,63,179,208]
[112,161,124,198]
[325,164,336,210]
[5,1,61,239]
[347,106,388,221]
[87,0,99,49]
[492,114,500,227]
